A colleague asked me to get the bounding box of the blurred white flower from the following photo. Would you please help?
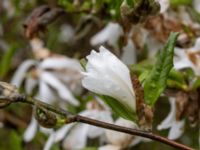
[100,118,150,150]
[105,118,138,148]
[157,97,185,140]
[2,0,15,18]
[59,24,75,43]
[44,109,113,150]
[11,38,83,142]
[82,46,136,111]
[121,39,137,65]
[90,23,123,49]
[193,0,200,13]
[156,0,169,13]
[98,145,121,150]
[174,37,200,75]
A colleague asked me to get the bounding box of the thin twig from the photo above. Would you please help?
[19,96,195,150]
[17,95,193,150]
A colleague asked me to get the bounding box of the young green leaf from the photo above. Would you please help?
[101,95,137,122]
[143,32,179,106]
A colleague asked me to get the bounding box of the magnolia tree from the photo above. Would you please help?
[0,0,199,150]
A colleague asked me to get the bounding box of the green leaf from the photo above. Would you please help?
[101,95,137,122]
[0,46,17,78]
[167,69,188,90]
[9,131,22,150]
[170,0,192,7]
[191,76,200,90]
[143,32,179,106]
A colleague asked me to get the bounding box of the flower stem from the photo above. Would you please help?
[0,91,194,150]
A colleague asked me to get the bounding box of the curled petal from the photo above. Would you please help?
[39,57,82,71]
[168,120,185,140]
[44,131,55,150]
[90,23,123,48]
[23,117,38,142]
[106,118,138,147]
[11,60,37,87]
[40,72,79,106]
[157,98,176,130]
[62,124,90,150]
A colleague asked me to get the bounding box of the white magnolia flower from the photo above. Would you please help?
[82,46,136,111]
[157,97,185,140]
[121,39,137,65]
[174,37,200,75]
[11,56,82,142]
[156,0,169,13]
[193,0,200,13]
[44,109,113,150]
[105,118,138,148]
[98,145,121,150]
[100,118,150,150]
[90,23,124,49]
[59,24,75,43]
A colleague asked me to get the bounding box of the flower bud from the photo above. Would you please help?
[120,0,160,24]
[0,82,20,107]
[34,106,57,128]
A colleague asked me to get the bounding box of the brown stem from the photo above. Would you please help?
[1,94,194,150]
[71,115,193,150]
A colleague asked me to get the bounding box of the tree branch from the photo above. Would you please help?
[0,82,194,150]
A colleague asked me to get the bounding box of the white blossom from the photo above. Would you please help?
[11,55,82,142]
[156,0,169,13]
[82,46,136,111]
[90,23,123,49]
[105,118,138,148]
[157,98,185,140]
[174,37,200,75]
[44,109,113,150]
[193,0,200,13]
[100,118,150,149]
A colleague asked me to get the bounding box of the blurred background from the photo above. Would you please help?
[0,0,199,150]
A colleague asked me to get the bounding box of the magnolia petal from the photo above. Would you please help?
[39,57,82,71]
[106,118,137,147]
[11,60,37,87]
[168,120,185,140]
[193,37,200,50]
[98,145,121,150]
[39,127,53,135]
[83,46,136,111]
[38,81,56,104]
[62,124,90,150]
[156,0,169,13]
[157,98,176,130]
[44,132,56,150]
[40,72,79,106]
[121,39,136,65]
[130,136,151,147]
[193,0,200,13]
[80,110,113,138]
[54,124,74,142]
[90,22,123,48]
[23,117,38,142]
[25,78,38,95]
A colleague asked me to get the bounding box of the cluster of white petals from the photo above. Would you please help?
[90,22,124,49]
[82,46,136,111]
[174,37,200,75]
[44,109,113,150]
[99,118,150,150]
[157,98,185,140]
[11,38,83,142]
